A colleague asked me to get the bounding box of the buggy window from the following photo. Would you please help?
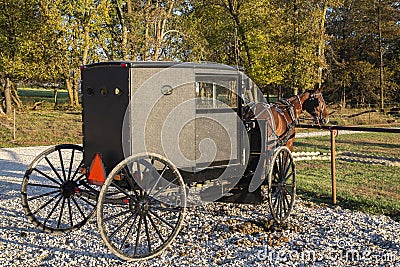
[195,79,237,108]
[242,76,266,104]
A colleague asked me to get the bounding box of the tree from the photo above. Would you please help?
[0,0,38,114]
[39,0,112,108]
[324,0,400,106]
[108,0,188,61]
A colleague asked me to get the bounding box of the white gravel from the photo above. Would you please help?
[1,146,399,266]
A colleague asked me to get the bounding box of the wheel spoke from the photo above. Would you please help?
[278,193,283,219]
[57,197,66,228]
[67,198,74,227]
[151,206,182,213]
[143,214,152,253]
[284,172,294,183]
[146,212,165,243]
[32,193,61,215]
[148,209,175,229]
[147,165,167,197]
[32,168,61,186]
[274,192,280,217]
[152,177,178,199]
[282,189,291,210]
[120,213,138,250]
[283,158,292,179]
[122,167,141,200]
[71,197,85,219]
[44,196,62,225]
[104,209,132,223]
[109,212,136,239]
[134,215,143,255]
[44,156,64,183]
[136,161,143,198]
[58,149,67,182]
[76,194,96,207]
[71,159,84,181]
[27,182,60,189]
[67,149,75,181]
[73,173,85,182]
[28,189,60,201]
[281,191,288,216]
[111,181,138,203]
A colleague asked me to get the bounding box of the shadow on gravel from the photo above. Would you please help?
[0,159,27,179]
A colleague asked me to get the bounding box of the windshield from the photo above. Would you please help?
[241,74,267,104]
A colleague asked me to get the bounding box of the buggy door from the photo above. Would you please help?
[194,73,242,170]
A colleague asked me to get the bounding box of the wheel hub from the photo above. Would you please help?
[62,180,79,198]
[136,199,150,214]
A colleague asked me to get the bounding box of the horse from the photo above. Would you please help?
[244,88,329,152]
[270,88,329,151]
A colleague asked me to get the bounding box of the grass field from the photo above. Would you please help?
[1,88,399,221]
[294,132,400,221]
[18,87,71,106]
[1,87,81,147]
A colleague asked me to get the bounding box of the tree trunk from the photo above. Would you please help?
[53,87,58,108]
[4,77,13,116]
[66,77,75,107]
[378,0,384,110]
[72,69,80,107]
[317,1,328,89]
[225,0,252,68]
[10,81,23,108]
[82,27,90,65]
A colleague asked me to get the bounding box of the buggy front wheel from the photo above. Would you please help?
[97,153,186,261]
[267,146,296,224]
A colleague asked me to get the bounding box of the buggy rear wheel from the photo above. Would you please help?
[97,153,186,261]
[267,146,296,224]
[21,144,99,233]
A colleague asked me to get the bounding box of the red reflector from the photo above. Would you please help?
[88,153,106,185]
[120,63,128,68]
[123,199,130,204]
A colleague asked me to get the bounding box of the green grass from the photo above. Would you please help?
[324,107,399,125]
[295,132,400,221]
[0,109,82,147]
[1,87,81,147]
[294,132,400,158]
[18,87,70,106]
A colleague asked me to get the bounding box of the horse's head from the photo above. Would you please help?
[302,89,329,125]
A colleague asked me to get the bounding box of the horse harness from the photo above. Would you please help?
[269,98,299,146]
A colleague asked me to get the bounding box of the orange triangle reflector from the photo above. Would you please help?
[88,153,106,185]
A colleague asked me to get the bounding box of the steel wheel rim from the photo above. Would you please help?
[21,144,98,233]
[268,146,296,223]
[97,153,186,261]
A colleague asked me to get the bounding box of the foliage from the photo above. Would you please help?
[0,0,399,106]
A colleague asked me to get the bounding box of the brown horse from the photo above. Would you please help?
[269,88,329,151]
[244,88,329,152]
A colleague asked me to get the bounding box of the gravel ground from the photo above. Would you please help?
[1,146,399,267]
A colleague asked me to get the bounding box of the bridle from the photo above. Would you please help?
[303,90,326,125]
